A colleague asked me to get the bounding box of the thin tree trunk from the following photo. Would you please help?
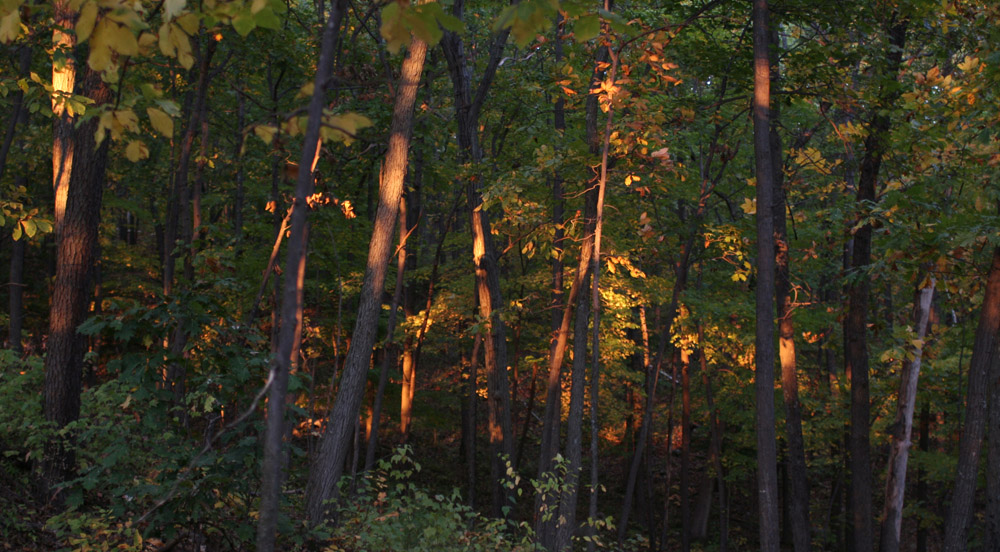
[700,339,728,552]
[41,65,111,499]
[943,246,1000,551]
[464,332,482,508]
[752,0,781,549]
[256,3,348,547]
[364,197,410,471]
[880,275,935,552]
[680,348,693,552]
[8,230,25,354]
[306,31,427,526]
[0,45,30,180]
[586,29,617,552]
[234,91,246,244]
[916,403,929,552]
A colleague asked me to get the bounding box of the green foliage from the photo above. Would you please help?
[326,446,538,552]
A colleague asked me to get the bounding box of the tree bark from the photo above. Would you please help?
[256,4,348,547]
[41,65,112,499]
[769,24,811,552]
[51,1,76,235]
[441,0,515,517]
[846,17,906,552]
[752,0,781,549]
[305,31,427,527]
[880,275,935,552]
[943,246,1000,551]
[364,196,409,471]
[680,348,693,552]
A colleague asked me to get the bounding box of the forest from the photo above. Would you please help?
[1,0,999,550]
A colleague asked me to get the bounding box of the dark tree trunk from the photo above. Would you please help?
[305,30,426,527]
[680,349,693,552]
[0,45,30,180]
[943,246,1000,551]
[752,0,781,549]
[440,0,515,518]
[846,18,906,552]
[41,66,112,499]
[257,2,350,546]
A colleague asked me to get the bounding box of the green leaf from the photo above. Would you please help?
[11,223,21,241]
[21,219,35,238]
[232,10,256,37]
[76,2,98,42]
[574,14,599,42]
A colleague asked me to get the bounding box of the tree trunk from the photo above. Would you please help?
[8,230,25,354]
[943,246,1000,551]
[364,196,409,471]
[51,1,76,235]
[41,65,112,499]
[305,32,427,526]
[769,24,811,552]
[847,17,907,552]
[0,45,30,180]
[880,275,935,552]
[441,0,514,518]
[256,4,347,548]
[680,348,693,552]
[752,0,781,549]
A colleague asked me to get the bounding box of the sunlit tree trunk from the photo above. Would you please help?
[943,246,1000,551]
[880,275,934,552]
[441,0,514,517]
[41,65,111,499]
[769,26,810,551]
[365,197,409,471]
[752,0,780,549]
[306,31,427,527]
[51,1,75,235]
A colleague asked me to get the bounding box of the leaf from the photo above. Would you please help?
[574,14,599,42]
[87,19,114,71]
[0,9,20,44]
[175,13,200,35]
[170,25,194,68]
[164,0,186,20]
[146,107,173,137]
[11,222,21,241]
[380,2,408,54]
[21,219,35,238]
[254,124,277,145]
[232,10,256,37]
[741,197,756,215]
[76,2,98,42]
[321,112,372,145]
[251,0,267,14]
[110,23,138,56]
[125,140,149,162]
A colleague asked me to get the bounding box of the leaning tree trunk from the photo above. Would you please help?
[880,274,935,552]
[256,3,348,548]
[305,32,427,527]
[752,0,781,550]
[41,65,112,499]
[943,246,1000,551]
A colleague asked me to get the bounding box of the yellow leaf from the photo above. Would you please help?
[110,22,138,56]
[87,19,114,71]
[137,31,156,55]
[114,109,139,133]
[254,124,277,145]
[175,13,199,35]
[157,22,173,56]
[146,107,173,137]
[251,0,267,14]
[322,112,372,145]
[170,24,193,68]
[0,9,20,44]
[297,81,314,99]
[76,1,98,42]
[125,140,149,162]
[741,197,756,215]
